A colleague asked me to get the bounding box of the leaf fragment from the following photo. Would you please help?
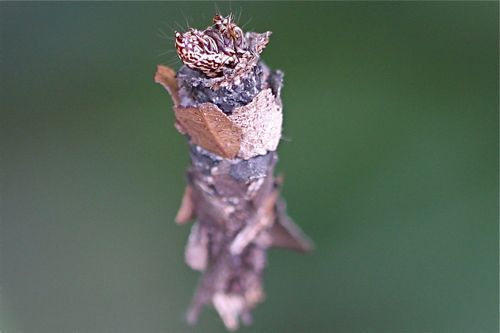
[175,185,195,224]
[154,65,180,106]
[185,222,209,271]
[271,199,313,253]
[212,293,246,331]
[229,88,282,160]
[230,190,279,255]
[174,103,242,159]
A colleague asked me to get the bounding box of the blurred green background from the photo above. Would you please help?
[0,2,498,332]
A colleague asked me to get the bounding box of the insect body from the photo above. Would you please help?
[212,14,246,50]
[175,14,270,84]
[175,28,236,77]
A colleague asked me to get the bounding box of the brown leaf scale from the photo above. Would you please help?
[154,65,179,106]
[174,103,242,159]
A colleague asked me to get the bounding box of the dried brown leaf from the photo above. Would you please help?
[229,88,282,160]
[154,65,180,106]
[175,103,242,159]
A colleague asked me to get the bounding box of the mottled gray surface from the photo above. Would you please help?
[177,61,284,114]
[189,145,221,176]
[230,152,277,181]
[189,145,276,183]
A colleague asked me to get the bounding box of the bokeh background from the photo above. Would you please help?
[1,2,498,332]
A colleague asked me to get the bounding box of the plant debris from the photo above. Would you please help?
[155,14,312,330]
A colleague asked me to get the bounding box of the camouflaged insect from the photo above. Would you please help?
[175,14,271,87]
[157,13,313,331]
